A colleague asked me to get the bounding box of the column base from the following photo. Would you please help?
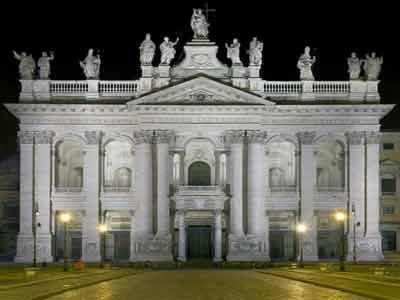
[227,234,270,262]
[352,234,384,261]
[14,233,53,263]
[130,234,173,262]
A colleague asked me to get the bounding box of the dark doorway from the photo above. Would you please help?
[113,231,130,260]
[269,230,295,261]
[187,225,212,260]
[382,231,397,251]
[188,162,211,186]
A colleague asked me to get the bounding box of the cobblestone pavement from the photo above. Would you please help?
[47,270,371,300]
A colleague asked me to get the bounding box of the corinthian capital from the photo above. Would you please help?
[133,130,153,144]
[346,131,364,145]
[296,131,316,145]
[18,131,34,144]
[365,131,381,144]
[154,130,174,144]
[85,131,102,145]
[223,130,245,145]
[246,130,267,144]
[34,131,54,144]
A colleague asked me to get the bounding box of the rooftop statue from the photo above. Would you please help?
[347,52,362,80]
[249,37,263,66]
[37,51,54,79]
[79,49,101,79]
[363,52,383,80]
[159,37,179,65]
[191,8,209,39]
[297,46,316,80]
[13,50,36,80]
[225,38,242,65]
[139,33,156,65]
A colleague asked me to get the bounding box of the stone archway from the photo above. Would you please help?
[188,161,211,186]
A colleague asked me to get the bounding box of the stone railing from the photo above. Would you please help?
[175,185,225,196]
[53,187,83,193]
[19,78,379,102]
[20,79,141,101]
[268,186,298,193]
[258,80,379,102]
[102,186,133,193]
[315,186,345,193]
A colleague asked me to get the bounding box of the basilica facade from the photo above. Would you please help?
[5,12,394,263]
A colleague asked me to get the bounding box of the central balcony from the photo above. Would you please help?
[172,185,228,211]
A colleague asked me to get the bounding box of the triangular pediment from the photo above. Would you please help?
[128,76,275,106]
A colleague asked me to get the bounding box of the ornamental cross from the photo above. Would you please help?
[203,3,216,19]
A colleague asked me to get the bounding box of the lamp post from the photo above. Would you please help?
[98,224,108,268]
[32,203,39,268]
[334,211,346,272]
[59,213,71,272]
[296,223,307,268]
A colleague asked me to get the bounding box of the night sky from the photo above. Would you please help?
[0,2,399,158]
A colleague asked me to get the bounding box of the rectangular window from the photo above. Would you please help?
[383,206,395,215]
[382,178,396,195]
[383,143,395,150]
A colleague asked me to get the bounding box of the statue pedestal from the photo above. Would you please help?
[248,65,261,78]
[231,65,247,89]
[158,65,171,88]
[140,65,153,93]
[86,80,99,100]
[350,80,367,101]
[365,81,380,102]
[141,65,153,78]
[300,81,315,101]
[33,80,51,101]
[19,80,35,101]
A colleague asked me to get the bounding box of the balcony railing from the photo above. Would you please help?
[54,187,83,193]
[268,186,297,193]
[315,186,345,193]
[103,186,133,193]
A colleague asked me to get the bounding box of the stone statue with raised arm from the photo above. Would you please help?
[79,49,101,79]
[347,52,362,80]
[249,37,263,66]
[13,50,36,79]
[363,52,383,80]
[225,38,242,65]
[139,33,156,65]
[297,46,316,80]
[191,8,209,39]
[37,51,54,79]
[159,37,179,65]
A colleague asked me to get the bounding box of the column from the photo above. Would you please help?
[215,151,221,186]
[346,131,366,261]
[247,130,267,236]
[34,131,54,263]
[364,132,384,260]
[179,151,185,186]
[178,210,186,262]
[296,131,318,261]
[133,131,153,236]
[82,131,101,262]
[155,130,173,238]
[226,130,244,237]
[15,131,34,263]
[214,210,222,262]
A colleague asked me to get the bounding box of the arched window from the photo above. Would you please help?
[104,140,134,188]
[55,140,84,187]
[265,140,296,191]
[188,161,211,186]
[316,140,345,191]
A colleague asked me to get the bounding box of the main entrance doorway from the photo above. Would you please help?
[187,225,212,260]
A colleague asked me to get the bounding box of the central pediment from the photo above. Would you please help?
[128,76,274,106]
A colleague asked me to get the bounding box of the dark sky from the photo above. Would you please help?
[0,2,399,158]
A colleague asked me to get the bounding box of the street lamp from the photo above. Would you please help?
[59,213,71,272]
[32,203,40,268]
[334,211,346,271]
[296,223,307,268]
[98,224,108,268]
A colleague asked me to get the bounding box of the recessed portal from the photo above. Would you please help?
[187,225,212,260]
[188,161,211,186]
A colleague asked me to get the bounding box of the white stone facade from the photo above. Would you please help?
[5,21,394,263]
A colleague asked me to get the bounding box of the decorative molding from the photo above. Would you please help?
[365,131,381,144]
[296,131,316,145]
[223,130,246,145]
[133,130,153,144]
[18,131,34,144]
[154,130,174,144]
[84,131,102,145]
[35,130,54,144]
[346,131,365,145]
[246,130,267,144]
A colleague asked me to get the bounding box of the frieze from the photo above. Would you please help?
[133,130,154,144]
[154,130,174,144]
[35,130,54,144]
[223,130,246,145]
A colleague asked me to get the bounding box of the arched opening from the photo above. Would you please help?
[188,161,211,186]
